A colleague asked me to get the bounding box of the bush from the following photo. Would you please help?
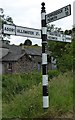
[48,70,60,79]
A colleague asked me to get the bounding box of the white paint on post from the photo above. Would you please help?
[42,53,47,65]
[42,27,47,34]
[43,96,49,108]
[42,75,48,85]
[41,13,46,20]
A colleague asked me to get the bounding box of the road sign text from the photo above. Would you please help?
[46,4,71,23]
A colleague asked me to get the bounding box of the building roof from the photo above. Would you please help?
[0,44,25,62]
[0,42,50,62]
[24,46,42,56]
[2,52,25,62]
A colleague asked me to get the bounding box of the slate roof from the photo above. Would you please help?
[0,44,25,62]
[0,44,42,62]
[2,52,25,62]
[1,44,50,62]
[24,46,42,56]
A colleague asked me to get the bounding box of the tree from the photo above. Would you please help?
[47,24,64,37]
[5,16,13,23]
[19,43,23,46]
[0,8,14,40]
[68,30,72,35]
[64,29,72,35]
[0,8,13,24]
[47,24,73,72]
[47,24,55,32]
[64,30,69,35]
[0,8,4,18]
[72,28,75,72]
[33,44,38,46]
[24,39,32,46]
[48,38,73,72]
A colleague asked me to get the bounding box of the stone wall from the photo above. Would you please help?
[3,54,41,74]
[13,55,38,73]
[2,54,53,74]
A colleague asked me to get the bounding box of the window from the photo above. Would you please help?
[38,62,41,71]
[8,63,12,70]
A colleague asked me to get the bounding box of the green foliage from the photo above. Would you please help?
[73,34,75,70]
[57,43,73,72]
[0,8,14,40]
[6,16,13,23]
[48,70,60,79]
[2,72,42,102]
[64,29,72,35]
[2,71,73,118]
[24,39,32,46]
[48,40,73,72]
[49,72,73,111]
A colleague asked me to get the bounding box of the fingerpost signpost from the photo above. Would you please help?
[1,2,71,109]
[41,2,71,109]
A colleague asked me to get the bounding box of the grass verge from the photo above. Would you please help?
[2,71,73,118]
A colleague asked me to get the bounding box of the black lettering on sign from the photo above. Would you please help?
[65,6,69,11]
[5,27,15,32]
[17,29,20,33]
[65,11,69,16]
[49,16,57,22]
[48,9,62,18]
[17,29,34,35]
[36,32,40,36]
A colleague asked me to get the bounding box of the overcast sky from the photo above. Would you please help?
[0,0,74,45]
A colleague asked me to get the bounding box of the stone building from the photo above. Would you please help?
[0,40,56,74]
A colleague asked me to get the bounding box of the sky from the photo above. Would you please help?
[0,0,74,45]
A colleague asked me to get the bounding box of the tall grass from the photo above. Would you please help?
[0,75,2,120]
[2,72,42,102]
[2,71,73,118]
[48,72,73,114]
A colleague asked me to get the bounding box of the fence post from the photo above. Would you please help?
[41,2,49,109]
